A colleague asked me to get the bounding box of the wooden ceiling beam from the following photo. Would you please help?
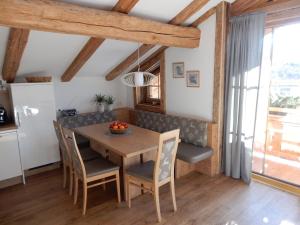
[130,46,168,73]
[2,28,30,83]
[105,0,210,81]
[0,0,200,48]
[231,0,266,16]
[191,7,216,27]
[61,0,139,82]
[231,0,300,16]
[266,6,300,28]
[61,38,105,82]
[169,0,211,25]
[112,0,139,13]
[255,0,300,14]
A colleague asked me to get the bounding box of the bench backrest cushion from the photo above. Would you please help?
[135,110,208,147]
[58,111,115,128]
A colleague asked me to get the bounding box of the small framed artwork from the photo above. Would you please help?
[172,62,184,78]
[186,70,200,87]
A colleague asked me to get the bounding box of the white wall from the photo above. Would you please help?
[125,13,217,120]
[52,77,128,113]
[165,15,216,121]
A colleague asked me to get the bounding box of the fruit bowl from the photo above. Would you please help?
[109,121,129,134]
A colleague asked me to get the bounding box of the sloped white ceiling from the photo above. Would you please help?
[0,0,235,80]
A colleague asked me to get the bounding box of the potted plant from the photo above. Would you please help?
[105,95,115,111]
[94,94,106,112]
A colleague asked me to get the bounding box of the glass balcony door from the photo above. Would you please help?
[252,23,300,186]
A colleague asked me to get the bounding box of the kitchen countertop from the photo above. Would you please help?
[0,123,18,133]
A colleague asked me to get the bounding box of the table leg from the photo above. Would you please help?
[121,156,144,201]
[140,154,144,195]
[122,157,127,201]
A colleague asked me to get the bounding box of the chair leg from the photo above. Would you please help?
[73,175,78,205]
[126,176,131,208]
[170,180,177,212]
[116,172,121,203]
[63,164,67,189]
[69,167,73,196]
[154,187,162,222]
[82,183,88,216]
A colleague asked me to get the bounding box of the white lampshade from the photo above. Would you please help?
[134,72,144,86]
[121,72,156,87]
[121,43,157,87]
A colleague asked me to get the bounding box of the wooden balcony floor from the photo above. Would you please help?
[253,152,300,186]
[0,169,299,225]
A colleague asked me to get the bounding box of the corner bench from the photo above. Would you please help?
[127,110,219,177]
[56,108,220,178]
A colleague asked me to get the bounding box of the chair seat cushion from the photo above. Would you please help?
[126,160,155,182]
[75,134,90,149]
[176,142,213,164]
[84,157,119,177]
[80,147,100,161]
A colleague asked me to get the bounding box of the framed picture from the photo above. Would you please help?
[186,70,200,87]
[172,62,184,78]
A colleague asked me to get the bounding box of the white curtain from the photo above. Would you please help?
[222,13,266,183]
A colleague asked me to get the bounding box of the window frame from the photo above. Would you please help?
[145,68,161,103]
[133,52,166,113]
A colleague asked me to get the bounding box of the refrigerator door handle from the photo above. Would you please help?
[16,112,21,127]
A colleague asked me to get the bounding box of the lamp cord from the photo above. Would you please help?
[137,43,140,72]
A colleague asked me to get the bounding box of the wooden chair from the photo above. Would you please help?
[53,121,101,195]
[53,121,74,194]
[62,128,121,215]
[125,129,180,222]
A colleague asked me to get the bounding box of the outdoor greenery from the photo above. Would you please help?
[269,95,300,109]
[269,63,300,109]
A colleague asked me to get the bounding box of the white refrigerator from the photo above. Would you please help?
[10,83,60,170]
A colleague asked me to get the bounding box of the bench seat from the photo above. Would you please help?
[134,110,213,165]
[176,143,213,164]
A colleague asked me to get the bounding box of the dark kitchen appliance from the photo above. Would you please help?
[0,104,8,125]
[59,109,77,117]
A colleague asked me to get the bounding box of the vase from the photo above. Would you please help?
[107,104,113,112]
[97,104,105,112]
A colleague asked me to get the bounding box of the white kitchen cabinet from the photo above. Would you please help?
[0,131,22,181]
[10,83,60,170]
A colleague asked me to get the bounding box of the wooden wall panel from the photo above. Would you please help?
[211,1,229,175]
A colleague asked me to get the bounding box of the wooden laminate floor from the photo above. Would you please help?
[0,169,299,225]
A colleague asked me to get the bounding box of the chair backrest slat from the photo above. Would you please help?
[154,129,180,183]
[53,121,71,164]
[62,128,86,179]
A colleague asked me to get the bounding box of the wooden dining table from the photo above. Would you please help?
[75,122,160,199]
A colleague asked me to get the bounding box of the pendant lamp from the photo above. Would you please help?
[121,44,156,87]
